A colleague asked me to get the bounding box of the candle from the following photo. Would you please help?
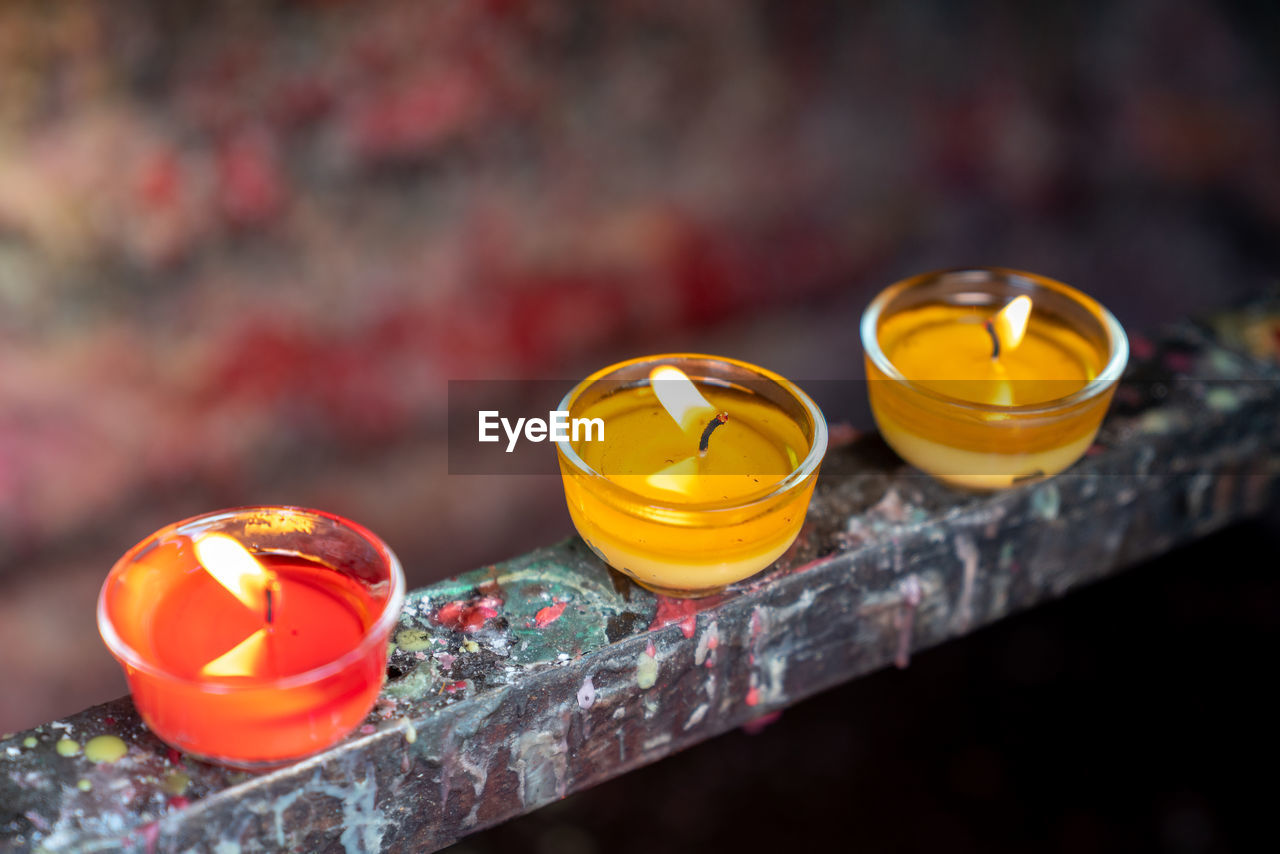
[97,507,404,767]
[556,354,827,597]
[861,268,1128,489]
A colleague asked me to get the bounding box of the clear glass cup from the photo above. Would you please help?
[556,354,828,597]
[97,506,404,768]
[861,267,1128,489]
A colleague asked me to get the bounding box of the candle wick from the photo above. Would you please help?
[265,586,274,625]
[984,319,1001,359]
[698,411,730,456]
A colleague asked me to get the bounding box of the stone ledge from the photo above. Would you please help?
[2,307,1278,853]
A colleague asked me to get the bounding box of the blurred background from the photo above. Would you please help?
[0,0,1277,848]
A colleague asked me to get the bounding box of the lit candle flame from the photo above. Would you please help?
[200,628,268,678]
[986,295,1032,359]
[650,365,717,436]
[979,296,1032,405]
[647,366,722,496]
[193,534,276,678]
[194,533,272,615]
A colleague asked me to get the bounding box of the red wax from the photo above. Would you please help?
[150,555,373,681]
[100,519,399,767]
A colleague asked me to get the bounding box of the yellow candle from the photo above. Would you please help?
[557,355,827,597]
[863,268,1128,490]
[879,301,1099,405]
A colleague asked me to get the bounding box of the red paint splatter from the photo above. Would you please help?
[168,796,190,810]
[444,681,467,694]
[166,748,182,765]
[137,821,159,854]
[745,686,760,706]
[1130,334,1155,360]
[103,716,116,726]
[534,600,568,628]
[359,724,376,735]
[1086,443,1106,457]
[741,711,782,734]
[645,640,656,658]
[434,600,465,626]
[649,594,720,637]
[433,596,502,632]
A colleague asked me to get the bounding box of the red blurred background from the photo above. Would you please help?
[1,0,1277,747]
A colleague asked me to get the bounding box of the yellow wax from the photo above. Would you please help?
[561,384,816,597]
[878,304,1099,405]
[572,385,807,503]
[868,303,1113,489]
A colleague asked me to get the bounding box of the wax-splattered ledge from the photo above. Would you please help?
[2,304,1278,853]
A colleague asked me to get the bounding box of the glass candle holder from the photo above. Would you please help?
[861,267,1128,490]
[97,507,405,768]
[556,354,828,598]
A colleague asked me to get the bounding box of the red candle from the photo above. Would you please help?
[97,507,404,767]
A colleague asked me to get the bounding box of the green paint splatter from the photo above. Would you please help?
[22,737,36,748]
[636,652,659,689]
[77,779,92,792]
[1207,349,1242,377]
[394,629,434,652]
[55,738,80,757]
[1031,483,1060,521]
[1205,387,1240,412]
[84,735,127,764]
[384,664,436,699]
[162,770,191,796]
[462,640,480,653]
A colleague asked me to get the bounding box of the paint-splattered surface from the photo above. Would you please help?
[1,308,1278,853]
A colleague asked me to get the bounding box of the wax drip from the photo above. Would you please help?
[984,319,1001,359]
[698,411,729,456]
